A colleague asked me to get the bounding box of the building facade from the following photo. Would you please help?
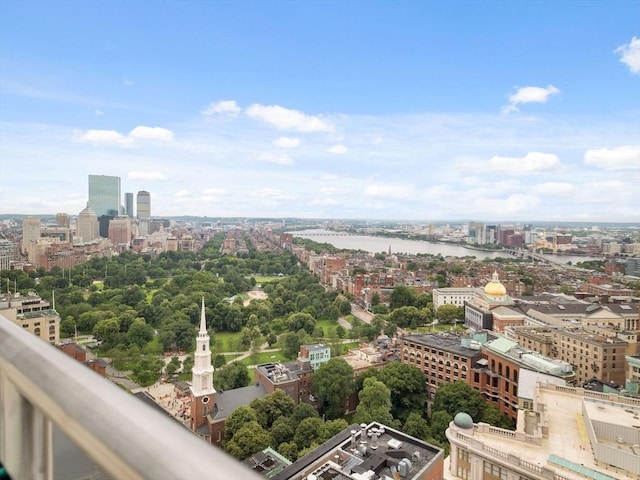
[0,292,60,343]
[400,333,482,402]
[136,190,151,219]
[108,217,132,245]
[88,174,121,217]
[125,192,134,217]
[77,203,100,243]
[22,217,41,255]
[433,287,481,310]
[446,383,640,479]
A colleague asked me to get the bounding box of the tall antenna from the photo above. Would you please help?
[52,290,56,311]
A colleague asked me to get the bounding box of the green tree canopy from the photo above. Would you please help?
[214,362,250,391]
[311,358,354,419]
[376,362,427,422]
[250,389,295,429]
[225,421,272,460]
[403,412,431,441]
[353,377,396,427]
[224,405,258,441]
[431,381,486,421]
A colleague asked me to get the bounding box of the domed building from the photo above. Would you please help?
[464,271,522,333]
[483,271,507,299]
[453,412,474,430]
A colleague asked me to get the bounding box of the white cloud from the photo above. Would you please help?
[246,104,334,132]
[129,126,174,142]
[309,197,340,206]
[175,189,191,197]
[502,194,542,213]
[273,136,301,148]
[249,188,294,200]
[372,137,383,145]
[201,100,241,117]
[123,79,134,86]
[320,186,344,195]
[74,129,130,146]
[584,145,640,171]
[364,184,412,200]
[327,144,348,155]
[127,171,168,181]
[256,152,293,165]
[533,182,575,195]
[95,110,104,116]
[615,37,640,74]
[502,85,560,114]
[202,188,228,195]
[487,152,563,175]
[74,125,174,146]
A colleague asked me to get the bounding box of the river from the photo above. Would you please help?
[290,229,603,265]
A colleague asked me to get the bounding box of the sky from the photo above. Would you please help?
[0,1,639,223]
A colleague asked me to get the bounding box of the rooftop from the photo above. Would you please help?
[402,333,483,358]
[273,422,443,480]
[210,384,267,422]
[447,383,640,479]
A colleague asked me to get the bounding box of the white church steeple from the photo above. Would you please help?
[191,298,215,396]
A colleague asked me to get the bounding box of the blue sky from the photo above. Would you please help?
[1,1,638,222]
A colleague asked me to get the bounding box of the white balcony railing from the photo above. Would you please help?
[0,314,261,480]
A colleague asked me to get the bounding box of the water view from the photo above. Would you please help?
[291,229,603,264]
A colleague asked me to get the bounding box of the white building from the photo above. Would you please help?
[433,287,482,310]
[445,382,640,479]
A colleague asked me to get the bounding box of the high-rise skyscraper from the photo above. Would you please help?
[125,192,134,218]
[136,190,150,219]
[88,175,121,217]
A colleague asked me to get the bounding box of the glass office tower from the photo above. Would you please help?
[88,175,121,217]
[125,192,134,217]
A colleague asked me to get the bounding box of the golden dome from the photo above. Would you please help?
[484,271,506,297]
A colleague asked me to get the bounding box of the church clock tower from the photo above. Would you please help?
[190,298,215,435]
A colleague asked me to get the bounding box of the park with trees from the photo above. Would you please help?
[0,232,514,459]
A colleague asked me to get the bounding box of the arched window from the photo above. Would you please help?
[49,325,56,334]
[513,370,518,382]
[34,327,40,336]
[505,366,510,378]
[498,363,503,376]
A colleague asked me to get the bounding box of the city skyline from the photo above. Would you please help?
[0,1,638,222]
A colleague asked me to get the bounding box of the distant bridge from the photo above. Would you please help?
[293,232,351,237]
[502,248,593,273]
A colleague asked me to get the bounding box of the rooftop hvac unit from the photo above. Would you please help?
[398,458,412,477]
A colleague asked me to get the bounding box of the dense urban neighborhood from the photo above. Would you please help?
[1,210,640,479]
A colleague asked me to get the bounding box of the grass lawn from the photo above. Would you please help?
[212,331,243,353]
[342,314,357,325]
[238,350,287,366]
[222,353,243,362]
[340,341,360,351]
[315,318,339,338]
[251,275,285,284]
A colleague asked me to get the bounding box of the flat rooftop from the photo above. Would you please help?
[458,386,633,479]
[273,422,443,480]
[402,333,482,358]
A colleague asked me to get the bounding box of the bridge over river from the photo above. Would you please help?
[502,248,595,273]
